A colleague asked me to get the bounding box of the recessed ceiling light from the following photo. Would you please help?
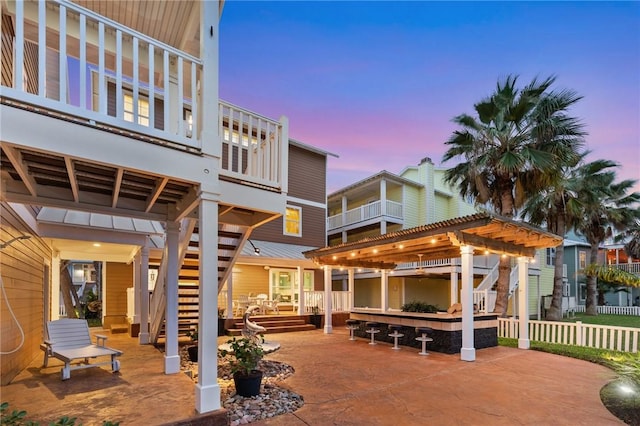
[332,255,337,260]
[373,249,378,254]
[93,243,101,247]
[398,244,404,249]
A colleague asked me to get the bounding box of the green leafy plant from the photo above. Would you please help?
[0,402,119,426]
[311,306,319,315]
[401,301,440,313]
[219,337,265,376]
[186,326,198,342]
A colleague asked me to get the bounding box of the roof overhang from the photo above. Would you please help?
[304,213,563,270]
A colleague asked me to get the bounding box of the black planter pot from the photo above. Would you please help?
[187,345,198,362]
[233,370,263,397]
[218,318,226,336]
[310,314,322,329]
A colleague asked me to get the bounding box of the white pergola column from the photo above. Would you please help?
[450,270,458,305]
[226,274,233,319]
[517,256,530,349]
[51,253,61,321]
[132,252,140,324]
[323,266,333,333]
[139,244,150,344]
[195,195,221,412]
[380,269,388,312]
[341,196,348,243]
[164,221,180,373]
[380,179,387,235]
[297,266,304,315]
[348,268,354,311]
[460,245,475,362]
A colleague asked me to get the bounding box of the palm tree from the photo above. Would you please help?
[522,157,613,320]
[618,219,640,260]
[575,172,640,315]
[443,75,585,317]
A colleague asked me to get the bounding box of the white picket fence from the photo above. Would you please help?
[304,291,351,313]
[574,305,640,316]
[498,318,639,353]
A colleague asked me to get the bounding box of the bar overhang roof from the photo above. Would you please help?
[304,213,563,270]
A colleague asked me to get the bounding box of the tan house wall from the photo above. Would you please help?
[404,277,450,310]
[103,262,132,329]
[354,278,381,308]
[0,203,51,385]
[229,265,270,297]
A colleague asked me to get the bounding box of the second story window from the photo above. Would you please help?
[578,251,587,270]
[546,247,556,267]
[284,206,302,237]
[123,92,149,126]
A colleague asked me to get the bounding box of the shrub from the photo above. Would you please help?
[401,301,440,313]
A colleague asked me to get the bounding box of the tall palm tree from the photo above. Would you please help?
[443,75,585,317]
[522,157,613,320]
[575,172,640,315]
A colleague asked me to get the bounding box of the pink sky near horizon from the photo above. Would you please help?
[219,1,640,196]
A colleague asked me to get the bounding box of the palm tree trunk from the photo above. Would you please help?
[546,217,567,321]
[585,246,599,315]
[493,256,511,317]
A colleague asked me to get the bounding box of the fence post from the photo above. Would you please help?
[576,321,582,346]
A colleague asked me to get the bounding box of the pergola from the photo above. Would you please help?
[304,212,563,361]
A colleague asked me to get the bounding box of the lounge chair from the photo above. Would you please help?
[42,318,122,380]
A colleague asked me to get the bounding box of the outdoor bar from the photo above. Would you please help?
[349,310,498,354]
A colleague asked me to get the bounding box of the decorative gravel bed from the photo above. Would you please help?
[180,346,304,425]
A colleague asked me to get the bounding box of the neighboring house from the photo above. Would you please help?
[562,238,591,308]
[0,0,292,414]
[600,236,640,307]
[326,157,554,317]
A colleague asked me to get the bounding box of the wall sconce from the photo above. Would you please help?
[248,239,260,256]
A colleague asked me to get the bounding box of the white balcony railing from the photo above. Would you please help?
[327,200,403,231]
[610,262,640,275]
[2,1,285,191]
[303,291,351,313]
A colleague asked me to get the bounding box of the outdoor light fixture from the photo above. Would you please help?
[0,235,31,250]
[248,239,260,256]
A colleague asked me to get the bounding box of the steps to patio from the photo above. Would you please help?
[226,315,316,336]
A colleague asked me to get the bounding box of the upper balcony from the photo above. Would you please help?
[327,199,403,233]
[1,0,285,192]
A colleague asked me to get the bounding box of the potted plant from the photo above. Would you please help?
[310,305,322,328]
[218,308,226,336]
[186,326,198,362]
[219,336,265,397]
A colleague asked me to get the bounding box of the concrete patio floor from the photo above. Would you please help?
[1,327,623,425]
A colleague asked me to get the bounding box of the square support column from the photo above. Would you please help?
[517,256,531,349]
[450,270,458,305]
[348,268,354,311]
[51,253,61,321]
[164,221,180,373]
[132,253,140,324]
[297,266,304,315]
[138,244,150,345]
[380,269,388,312]
[195,195,221,413]
[225,274,234,319]
[324,266,333,333]
[460,245,475,362]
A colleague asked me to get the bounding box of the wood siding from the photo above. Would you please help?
[287,145,326,204]
[103,262,132,328]
[1,14,14,87]
[1,203,51,385]
[251,203,326,247]
[228,265,270,298]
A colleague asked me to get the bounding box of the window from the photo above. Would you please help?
[284,205,301,236]
[123,92,149,126]
[546,247,556,266]
[578,251,587,270]
[579,283,587,301]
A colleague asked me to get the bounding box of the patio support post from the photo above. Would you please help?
[139,244,150,344]
[517,256,530,349]
[297,265,304,315]
[164,221,180,373]
[132,252,140,325]
[51,252,61,320]
[381,269,388,312]
[348,268,354,311]
[341,196,347,243]
[460,244,475,361]
[380,179,387,235]
[226,275,233,319]
[450,270,458,305]
[324,266,333,333]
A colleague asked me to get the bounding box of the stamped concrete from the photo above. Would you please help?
[1,327,622,425]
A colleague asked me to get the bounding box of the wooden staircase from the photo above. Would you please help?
[150,221,251,343]
[226,315,317,336]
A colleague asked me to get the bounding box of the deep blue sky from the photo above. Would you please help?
[219,1,640,194]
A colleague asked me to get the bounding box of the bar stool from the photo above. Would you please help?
[365,322,380,345]
[346,319,360,341]
[387,324,404,350]
[415,327,433,356]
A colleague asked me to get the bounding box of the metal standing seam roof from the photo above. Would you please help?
[240,240,320,261]
[37,207,166,235]
[304,212,563,270]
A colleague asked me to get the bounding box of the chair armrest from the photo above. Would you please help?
[95,334,108,347]
[43,340,54,354]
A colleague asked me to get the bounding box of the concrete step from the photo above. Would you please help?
[231,319,308,328]
[110,323,128,334]
[226,323,316,336]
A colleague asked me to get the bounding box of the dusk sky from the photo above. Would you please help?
[219,1,640,195]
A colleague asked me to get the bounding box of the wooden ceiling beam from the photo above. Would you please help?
[453,231,536,258]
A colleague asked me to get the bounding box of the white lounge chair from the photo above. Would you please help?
[42,318,122,380]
